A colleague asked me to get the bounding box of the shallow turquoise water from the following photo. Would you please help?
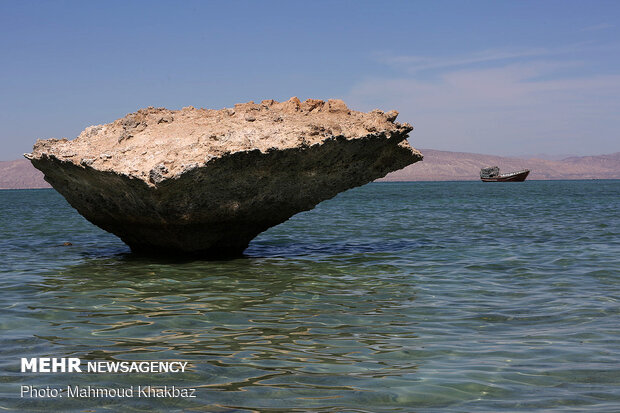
[0,181,619,412]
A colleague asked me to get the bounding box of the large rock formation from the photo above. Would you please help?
[26,98,422,256]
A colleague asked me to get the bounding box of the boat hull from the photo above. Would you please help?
[481,170,530,182]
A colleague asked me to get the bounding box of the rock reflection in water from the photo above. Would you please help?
[27,253,419,409]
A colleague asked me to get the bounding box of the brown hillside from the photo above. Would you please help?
[380,149,620,181]
[2,149,619,189]
[0,159,50,189]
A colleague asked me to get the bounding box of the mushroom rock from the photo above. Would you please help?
[26,98,423,256]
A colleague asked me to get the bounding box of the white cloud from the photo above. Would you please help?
[377,48,549,74]
[347,53,620,155]
[374,43,600,75]
[581,23,614,32]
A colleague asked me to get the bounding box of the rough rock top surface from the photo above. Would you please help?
[29,97,418,185]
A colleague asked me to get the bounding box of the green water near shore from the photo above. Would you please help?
[1,181,619,412]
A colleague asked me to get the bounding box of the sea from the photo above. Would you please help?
[0,181,618,412]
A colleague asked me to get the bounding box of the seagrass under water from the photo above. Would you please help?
[0,181,618,412]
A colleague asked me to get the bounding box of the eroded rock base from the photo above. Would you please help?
[27,98,422,256]
[32,134,418,255]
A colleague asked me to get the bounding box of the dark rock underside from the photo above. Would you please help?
[32,133,419,256]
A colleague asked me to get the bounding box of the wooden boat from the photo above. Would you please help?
[480,166,530,182]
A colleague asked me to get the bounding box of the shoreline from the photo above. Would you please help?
[3,178,620,191]
[2,149,619,189]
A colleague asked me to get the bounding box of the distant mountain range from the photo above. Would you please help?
[1,159,50,189]
[379,149,620,181]
[2,150,620,189]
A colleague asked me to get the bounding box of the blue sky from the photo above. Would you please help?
[1,0,619,160]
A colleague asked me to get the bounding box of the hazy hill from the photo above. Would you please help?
[0,159,50,189]
[379,149,620,181]
[2,150,620,189]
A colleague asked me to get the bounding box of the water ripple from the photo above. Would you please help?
[0,182,619,411]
